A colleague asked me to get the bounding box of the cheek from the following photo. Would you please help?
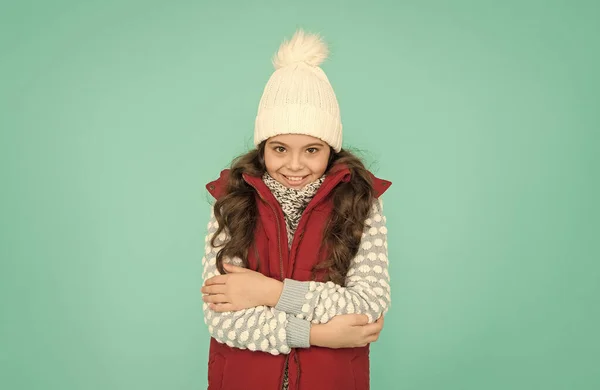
[263,152,279,173]
[310,155,329,175]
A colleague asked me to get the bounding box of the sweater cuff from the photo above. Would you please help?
[275,279,309,315]
[286,316,311,348]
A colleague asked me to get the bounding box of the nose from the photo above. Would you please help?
[287,153,304,171]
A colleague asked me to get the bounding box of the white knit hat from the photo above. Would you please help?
[254,29,343,152]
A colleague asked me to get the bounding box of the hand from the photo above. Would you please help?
[310,314,384,349]
[201,263,283,312]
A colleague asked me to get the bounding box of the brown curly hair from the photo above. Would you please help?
[211,141,375,286]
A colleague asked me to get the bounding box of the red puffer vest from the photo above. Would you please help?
[205,164,391,390]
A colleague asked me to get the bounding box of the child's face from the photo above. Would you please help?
[264,134,331,189]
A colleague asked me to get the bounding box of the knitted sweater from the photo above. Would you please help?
[201,180,391,354]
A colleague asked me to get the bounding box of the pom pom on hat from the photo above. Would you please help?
[272,29,329,69]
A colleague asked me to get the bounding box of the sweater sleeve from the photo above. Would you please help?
[274,198,391,324]
[202,205,311,355]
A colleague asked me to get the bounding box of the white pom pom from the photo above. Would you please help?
[272,29,329,69]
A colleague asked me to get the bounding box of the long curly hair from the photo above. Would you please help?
[211,141,375,285]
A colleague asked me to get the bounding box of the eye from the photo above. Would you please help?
[274,146,286,153]
[306,147,319,154]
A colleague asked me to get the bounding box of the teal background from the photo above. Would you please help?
[1,0,599,389]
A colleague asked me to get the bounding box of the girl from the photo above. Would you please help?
[200,30,392,390]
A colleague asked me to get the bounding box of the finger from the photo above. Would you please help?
[362,322,384,336]
[202,294,229,304]
[204,275,229,286]
[350,314,370,326]
[201,285,227,295]
[223,263,249,273]
[210,303,235,313]
[365,333,380,343]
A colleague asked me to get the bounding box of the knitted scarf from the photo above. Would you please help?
[262,172,325,248]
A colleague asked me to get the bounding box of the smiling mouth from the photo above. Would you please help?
[282,174,308,184]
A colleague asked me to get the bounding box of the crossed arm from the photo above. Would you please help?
[201,199,390,355]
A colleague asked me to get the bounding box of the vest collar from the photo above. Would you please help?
[206,163,391,201]
[240,165,350,211]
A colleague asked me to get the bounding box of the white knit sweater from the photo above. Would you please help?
[202,187,390,355]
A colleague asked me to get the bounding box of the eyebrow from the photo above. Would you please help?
[267,141,326,148]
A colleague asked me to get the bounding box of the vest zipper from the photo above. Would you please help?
[284,354,291,389]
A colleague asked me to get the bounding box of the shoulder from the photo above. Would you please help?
[369,197,386,219]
